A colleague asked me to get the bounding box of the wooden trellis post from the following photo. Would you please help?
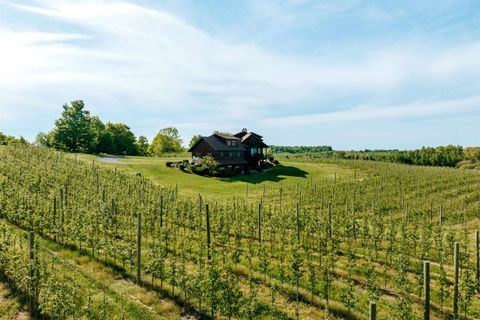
[29,231,36,317]
[258,203,262,243]
[476,231,479,292]
[53,197,57,241]
[424,261,430,320]
[206,204,211,261]
[160,194,163,229]
[453,242,459,319]
[369,301,376,320]
[328,203,332,238]
[137,213,142,284]
[296,203,300,242]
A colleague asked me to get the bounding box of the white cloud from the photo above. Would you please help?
[0,0,480,145]
[265,96,480,126]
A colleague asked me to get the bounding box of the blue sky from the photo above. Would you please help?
[0,0,479,149]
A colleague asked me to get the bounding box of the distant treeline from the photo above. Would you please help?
[0,132,28,146]
[270,145,333,153]
[273,145,480,168]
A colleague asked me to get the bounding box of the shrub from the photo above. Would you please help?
[273,160,280,165]
[192,166,209,176]
[166,161,173,167]
[268,156,274,162]
[197,155,219,175]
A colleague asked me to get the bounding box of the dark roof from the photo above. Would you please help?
[241,133,269,148]
[235,131,263,139]
[188,135,246,152]
[213,133,241,141]
[189,130,268,153]
[233,131,248,139]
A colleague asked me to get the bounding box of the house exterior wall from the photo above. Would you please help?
[189,133,268,167]
[190,140,246,166]
[190,139,214,158]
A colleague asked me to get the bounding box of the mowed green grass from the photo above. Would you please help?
[75,154,354,197]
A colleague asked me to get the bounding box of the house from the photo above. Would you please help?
[188,129,269,168]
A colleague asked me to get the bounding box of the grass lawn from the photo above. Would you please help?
[75,154,355,198]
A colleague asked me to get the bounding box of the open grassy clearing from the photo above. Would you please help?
[74,153,356,198]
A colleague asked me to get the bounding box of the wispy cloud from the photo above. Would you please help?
[0,0,479,148]
[265,96,480,126]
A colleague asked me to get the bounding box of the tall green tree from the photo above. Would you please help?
[96,129,115,154]
[148,127,183,155]
[136,136,149,156]
[33,132,49,147]
[104,123,137,155]
[189,134,202,148]
[50,100,96,153]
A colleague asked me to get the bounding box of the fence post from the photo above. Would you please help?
[258,203,262,243]
[206,204,211,261]
[29,231,36,317]
[160,194,163,229]
[369,301,376,320]
[328,203,332,238]
[453,242,459,319]
[137,213,142,284]
[53,197,57,241]
[476,231,479,292]
[424,261,430,320]
[296,203,300,242]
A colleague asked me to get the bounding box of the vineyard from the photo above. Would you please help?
[1,145,480,319]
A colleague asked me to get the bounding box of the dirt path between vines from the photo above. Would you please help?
[0,282,30,320]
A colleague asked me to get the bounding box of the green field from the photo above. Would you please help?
[76,154,355,197]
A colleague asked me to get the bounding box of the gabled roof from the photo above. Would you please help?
[233,131,248,139]
[213,133,241,141]
[188,135,246,152]
[189,130,268,153]
[234,131,263,140]
[240,133,269,148]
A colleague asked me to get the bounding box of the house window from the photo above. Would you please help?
[229,152,233,157]
[237,152,240,157]
[221,152,224,157]
[226,140,237,147]
[251,148,257,156]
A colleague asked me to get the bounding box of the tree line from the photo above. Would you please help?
[34,100,183,156]
[270,145,333,153]
[274,145,480,167]
[0,132,28,146]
